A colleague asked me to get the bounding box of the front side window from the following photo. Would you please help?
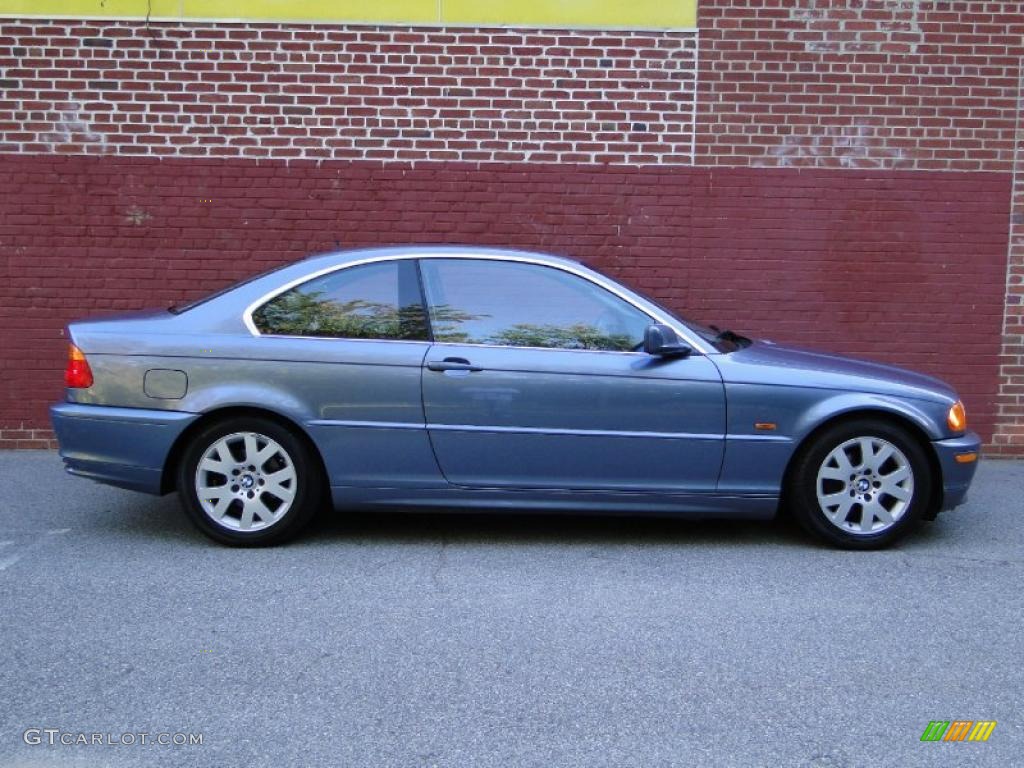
[253,260,428,340]
[419,259,651,352]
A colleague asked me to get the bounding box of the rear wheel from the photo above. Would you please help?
[788,419,932,549]
[177,416,323,546]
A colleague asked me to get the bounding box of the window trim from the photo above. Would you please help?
[242,253,710,355]
[413,258,435,343]
[248,258,430,343]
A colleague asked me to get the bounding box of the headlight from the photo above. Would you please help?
[947,400,967,432]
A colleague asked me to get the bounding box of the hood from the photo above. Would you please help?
[716,340,958,404]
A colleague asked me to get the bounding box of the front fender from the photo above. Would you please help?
[792,392,948,443]
[718,384,950,496]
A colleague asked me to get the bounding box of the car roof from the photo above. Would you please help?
[165,243,715,354]
[292,244,585,272]
[174,244,591,325]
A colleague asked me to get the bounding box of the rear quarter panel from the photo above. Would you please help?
[68,325,443,489]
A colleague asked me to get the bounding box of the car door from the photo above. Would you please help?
[248,258,443,488]
[418,257,726,492]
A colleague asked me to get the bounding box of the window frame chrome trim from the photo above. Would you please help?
[242,252,711,355]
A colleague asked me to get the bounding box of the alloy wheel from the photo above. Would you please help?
[194,431,298,532]
[815,436,914,535]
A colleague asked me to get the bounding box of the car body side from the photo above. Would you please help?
[50,247,981,520]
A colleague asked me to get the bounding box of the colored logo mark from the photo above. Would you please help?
[920,720,996,742]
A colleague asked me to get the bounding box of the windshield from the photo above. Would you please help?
[622,283,747,352]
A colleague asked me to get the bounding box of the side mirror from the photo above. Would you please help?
[643,323,692,358]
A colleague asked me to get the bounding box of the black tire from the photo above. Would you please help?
[177,416,324,547]
[787,418,932,550]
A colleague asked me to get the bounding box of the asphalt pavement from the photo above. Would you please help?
[1,450,1021,768]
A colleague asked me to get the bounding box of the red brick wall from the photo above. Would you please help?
[697,0,1024,172]
[0,2,1022,453]
[0,155,1009,446]
[0,21,697,164]
[694,0,1024,453]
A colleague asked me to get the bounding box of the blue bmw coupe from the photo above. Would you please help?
[52,246,980,548]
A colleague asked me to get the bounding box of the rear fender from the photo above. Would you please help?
[177,383,316,425]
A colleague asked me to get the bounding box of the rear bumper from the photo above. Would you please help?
[932,431,982,512]
[50,403,198,495]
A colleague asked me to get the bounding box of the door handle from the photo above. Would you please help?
[426,357,483,372]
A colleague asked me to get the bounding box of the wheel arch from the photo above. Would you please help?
[780,407,944,521]
[160,406,329,495]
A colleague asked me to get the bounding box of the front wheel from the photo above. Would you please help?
[177,416,323,546]
[787,419,932,549]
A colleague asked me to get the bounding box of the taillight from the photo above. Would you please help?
[65,343,94,389]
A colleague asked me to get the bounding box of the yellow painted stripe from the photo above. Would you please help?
[1,0,180,15]
[444,0,696,29]
[0,0,697,28]
[183,0,437,25]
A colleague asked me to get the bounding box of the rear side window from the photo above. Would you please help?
[252,260,428,341]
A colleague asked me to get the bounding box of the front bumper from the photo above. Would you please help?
[50,403,198,495]
[932,431,982,512]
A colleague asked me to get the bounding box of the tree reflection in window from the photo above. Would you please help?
[428,303,488,344]
[420,259,651,353]
[254,290,429,340]
[253,260,431,341]
[254,258,647,351]
[486,323,636,351]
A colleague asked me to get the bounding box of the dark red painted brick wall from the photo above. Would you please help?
[0,155,1008,445]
